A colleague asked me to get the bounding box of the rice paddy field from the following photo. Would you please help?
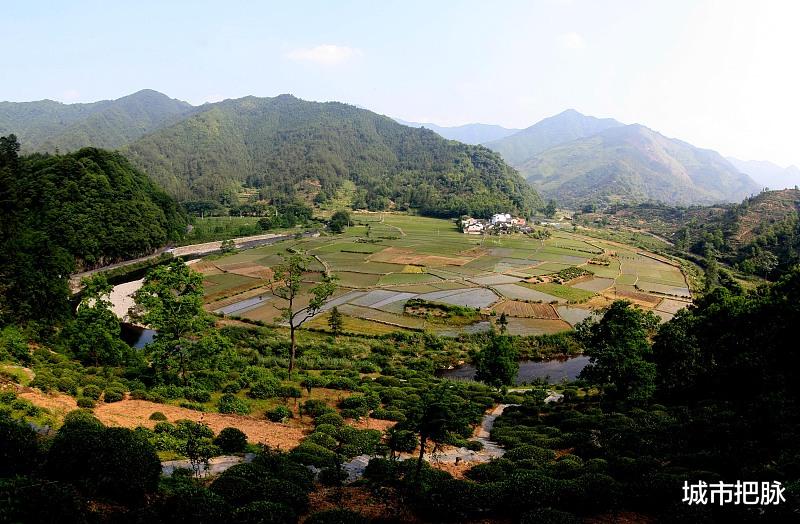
[195,213,693,336]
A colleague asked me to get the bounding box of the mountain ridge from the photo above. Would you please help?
[519,122,760,206]
[394,119,520,144]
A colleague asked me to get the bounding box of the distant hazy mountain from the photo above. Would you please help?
[122,94,541,216]
[726,157,800,190]
[0,89,194,152]
[520,124,761,207]
[395,119,519,145]
[484,109,624,165]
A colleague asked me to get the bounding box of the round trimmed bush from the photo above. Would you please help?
[505,445,555,464]
[214,427,248,453]
[81,385,101,400]
[315,412,344,427]
[103,388,125,403]
[218,394,250,415]
[266,405,292,423]
[76,397,95,409]
[149,411,168,421]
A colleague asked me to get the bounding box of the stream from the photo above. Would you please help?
[440,355,590,384]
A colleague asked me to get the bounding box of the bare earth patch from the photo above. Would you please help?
[94,399,306,451]
[17,388,78,417]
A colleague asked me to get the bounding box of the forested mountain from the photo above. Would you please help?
[727,157,800,190]
[0,135,187,324]
[579,189,800,279]
[123,95,541,217]
[394,119,520,144]
[484,109,623,165]
[520,124,760,207]
[0,90,193,152]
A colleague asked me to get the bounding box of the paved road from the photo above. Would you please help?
[70,230,319,292]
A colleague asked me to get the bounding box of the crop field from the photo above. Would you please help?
[524,282,595,303]
[195,213,693,332]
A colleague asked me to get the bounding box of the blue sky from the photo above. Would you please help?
[4,0,800,166]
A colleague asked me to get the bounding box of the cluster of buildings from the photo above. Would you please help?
[461,213,529,235]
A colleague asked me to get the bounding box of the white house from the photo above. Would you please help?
[490,213,512,225]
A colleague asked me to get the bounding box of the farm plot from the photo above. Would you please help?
[305,312,411,336]
[636,281,692,298]
[571,277,614,292]
[213,293,274,315]
[652,310,675,323]
[493,283,566,304]
[611,286,662,306]
[469,274,524,286]
[334,272,382,288]
[492,300,560,319]
[378,272,442,286]
[417,288,499,308]
[505,318,572,336]
[338,304,426,329]
[655,298,691,314]
[524,283,594,303]
[202,273,262,299]
[557,306,596,326]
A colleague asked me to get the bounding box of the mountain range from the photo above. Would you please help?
[726,157,800,190]
[480,110,761,207]
[394,119,519,145]
[0,89,777,211]
[0,89,194,152]
[0,90,540,218]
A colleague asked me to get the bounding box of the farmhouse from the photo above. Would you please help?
[461,213,529,234]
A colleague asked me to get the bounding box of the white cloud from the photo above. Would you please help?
[558,32,585,50]
[286,44,362,66]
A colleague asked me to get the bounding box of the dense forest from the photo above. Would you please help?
[122,95,542,218]
[0,135,186,325]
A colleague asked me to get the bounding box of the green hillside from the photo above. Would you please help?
[485,109,623,165]
[520,124,760,207]
[123,94,542,217]
[0,90,193,152]
[0,135,187,323]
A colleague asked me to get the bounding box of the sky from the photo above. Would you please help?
[3,0,800,166]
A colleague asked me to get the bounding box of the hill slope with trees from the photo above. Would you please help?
[0,90,194,153]
[0,135,187,325]
[122,94,541,217]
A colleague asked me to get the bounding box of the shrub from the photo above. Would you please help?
[214,427,248,453]
[82,385,101,400]
[372,408,405,422]
[248,379,280,399]
[315,412,344,427]
[301,399,335,418]
[154,421,175,434]
[505,445,556,465]
[218,394,250,415]
[290,442,338,468]
[463,440,483,452]
[184,388,211,403]
[233,501,295,524]
[149,411,168,421]
[76,397,95,409]
[266,405,292,423]
[306,432,338,449]
[103,388,125,403]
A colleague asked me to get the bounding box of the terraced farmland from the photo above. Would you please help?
[195,214,693,335]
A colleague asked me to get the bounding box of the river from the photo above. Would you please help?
[440,355,590,384]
